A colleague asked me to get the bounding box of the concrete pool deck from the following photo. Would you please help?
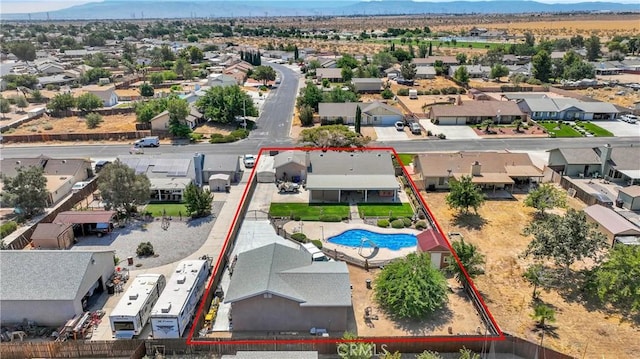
[282,221,421,264]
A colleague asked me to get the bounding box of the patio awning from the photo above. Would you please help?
[454,173,514,185]
[618,169,640,179]
[505,165,543,177]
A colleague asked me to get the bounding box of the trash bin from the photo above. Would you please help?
[106,282,115,295]
[616,199,624,208]
[365,279,372,289]
[127,256,134,266]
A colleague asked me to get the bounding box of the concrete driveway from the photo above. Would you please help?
[591,120,640,137]
[375,127,409,141]
[419,120,480,140]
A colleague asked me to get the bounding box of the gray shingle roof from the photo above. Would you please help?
[306,151,398,190]
[0,250,113,301]
[203,154,240,172]
[274,151,307,168]
[225,244,351,307]
[554,148,601,165]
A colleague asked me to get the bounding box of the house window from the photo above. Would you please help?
[438,177,445,185]
[443,256,451,263]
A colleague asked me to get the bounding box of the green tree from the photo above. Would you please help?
[563,62,595,81]
[418,43,428,58]
[337,332,374,359]
[323,87,358,103]
[196,85,258,124]
[354,105,362,134]
[75,93,103,114]
[416,351,443,359]
[140,83,154,98]
[523,263,547,299]
[173,58,192,78]
[400,61,417,80]
[8,41,36,61]
[81,68,112,85]
[532,50,552,83]
[524,184,567,217]
[47,93,76,115]
[183,183,213,218]
[587,245,640,312]
[531,303,555,346]
[97,159,151,216]
[166,97,191,137]
[0,166,48,219]
[448,238,486,285]
[135,97,169,123]
[252,65,277,85]
[0,97,11,118]
[381,88,394,100]
[149,72,164,85]
[374,252,448,319]
[294,45,299,61]
[453,66,470,84]
[14,96,28,112]
[456,52,467,65]
[160,44,175,61]
[512,118,523,132]
[585,35,601,62]
[341,66,354,82]
[299,104,315,127]
[372,51,397,70]
[296,81,323,111]
[337,53,359,69]
[523,209,607,276]
[188,46,204,63]
[480,119,494,133]
[30,89,44,103]
[85,112,103,129]
[299,125,369,148]
[458,348,480,359]
[162,70,178,81]
[490,64,509,80]
[446,175,485,214]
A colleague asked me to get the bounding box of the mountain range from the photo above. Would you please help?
[3,1,639,20]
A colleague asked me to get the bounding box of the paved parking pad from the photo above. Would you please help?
[590,120,640,137]
[419,120,480,140]
[375,126,409,141]
[71,201,224,269]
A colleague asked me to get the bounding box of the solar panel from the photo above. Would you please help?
[152,159,172,173]
[135,158,151,174]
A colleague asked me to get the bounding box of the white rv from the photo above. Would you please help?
[150,260,211,338]
[109,274,166,339]
[301,242,328,262]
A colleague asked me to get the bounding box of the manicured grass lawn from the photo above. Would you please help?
[144,203,188,217]
[579,122,614,137]
[538,122,582,138]
[396,153,415,166]
[269,203,349,221]
[358,203,414,218]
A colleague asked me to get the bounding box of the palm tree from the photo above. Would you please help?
[448,238,486,285]
[513,118,523,132]
[523,263,546,299]
[480,119,494,133]
[531,303,556,347]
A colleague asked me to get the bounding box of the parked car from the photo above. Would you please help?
[94,160,111,173]
[620,114,638,124]
[71,181,90,192]
[243,154,256,168]
[410,122,422,134]
[394,121,405,131]
[129,146,144,155]
[396,78,414,86]
[133,136,160,147]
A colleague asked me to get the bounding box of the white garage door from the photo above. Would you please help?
[373,115,402,126]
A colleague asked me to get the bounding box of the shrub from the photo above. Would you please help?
[43,123,53,130]
[381,88,394,99]
[402,217,412,227]
[291,214,301,221]
[190,132,204,142]
[427,130,433,136]
[230,128,249,139]
[438,133,446,139]
[389,215,398,222]
[397,88,409,96]
[377,219,389,228]
[311,239,323,249]
[415,221,428,230]
[85,113,103,129]
[136,242,155,257]
[320,214,342,222]
[291,232,308,243]
[391,219,405,228]
[114,256,120,266]
[0,221,18,239]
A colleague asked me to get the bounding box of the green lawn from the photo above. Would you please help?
[358,203,414,218]
[269,203,349,221]
[579,122,614,137]
[397,153,415,166]
[144,203,188,217]
[538,122,582,138]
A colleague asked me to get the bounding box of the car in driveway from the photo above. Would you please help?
[410,122,422,134]
[243,154,256,168]
[394,121,405,131]
[620,114,638,124]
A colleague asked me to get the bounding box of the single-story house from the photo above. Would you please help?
[149,177,193,202]
[207,73,237,87]
[584,204,640,246]
[547,144,640,183]
[31,223,75,249]
[118,155,197,201]
[384,66,401,79]
[150,107,202,131]
[0,250,115,326]
[53,210,117,237]
[82,84,118,107]
[415,66,436,79]
[413,151,543,191]
[617,186,640,210]
[517,97,619,121]
[412,56,458,67]
[351,78,383,93]
[37,62,65,75]
[38,74,76,86]
[318,101,403,126]
[315,68,342,82]
[306,151,399,202]
[202,154,242,184]
[416,229,451,269]
[448,65,491,78]
[224,243,351,332]
[428,100,525,125]
[274,150,308,182]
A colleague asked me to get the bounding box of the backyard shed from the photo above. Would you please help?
[617,186,640,210]
[53,210,117,237]
[209,174,231,192]
[256,156,276,183]
[583,204,640,245]
[31,223,75,249]
[416,228,451,269]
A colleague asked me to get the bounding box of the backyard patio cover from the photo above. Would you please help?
[305,174,399,190]
[53,210,116,224]
[583,204,640,237]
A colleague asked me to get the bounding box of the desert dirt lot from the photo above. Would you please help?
[419,191,640,359]
[576,86,640,109]
[5,113,137,135]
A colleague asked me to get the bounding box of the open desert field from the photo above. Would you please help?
[576,86,640,109]
[419,190,640,359]
[4,113,136,135]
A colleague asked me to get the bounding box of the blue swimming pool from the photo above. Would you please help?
[327,229,416,251]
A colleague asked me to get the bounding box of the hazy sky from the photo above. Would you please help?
[1,0,637,14]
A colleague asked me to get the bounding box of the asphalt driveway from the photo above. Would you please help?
[590,120,640,137]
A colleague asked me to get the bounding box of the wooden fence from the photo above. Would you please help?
[0,333,574,359]
[1,131,151,143]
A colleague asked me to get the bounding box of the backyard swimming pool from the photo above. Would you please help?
[327,229,416,251]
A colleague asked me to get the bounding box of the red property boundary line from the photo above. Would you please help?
[188,146,505,346]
